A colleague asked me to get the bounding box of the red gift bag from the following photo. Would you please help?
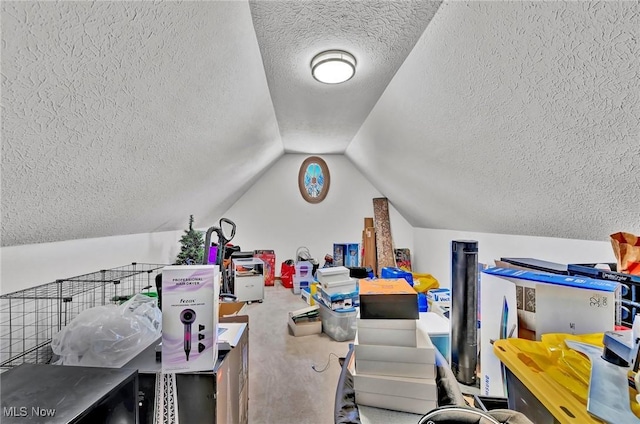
[280,260,295,288]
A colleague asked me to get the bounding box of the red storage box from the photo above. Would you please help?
[255,250,276,286]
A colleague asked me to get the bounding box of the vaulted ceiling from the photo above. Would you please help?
[249,0,442,153]
[2,1,639,247]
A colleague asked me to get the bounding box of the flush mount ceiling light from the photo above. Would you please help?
[311,50,356,84]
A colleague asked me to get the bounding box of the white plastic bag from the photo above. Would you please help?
[51,293,161,367]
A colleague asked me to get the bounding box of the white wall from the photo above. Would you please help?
[6,150,615,294]
[222,154,413,275]
[414,227,616,287]
[0,230,184,295]
[0,154,414,294]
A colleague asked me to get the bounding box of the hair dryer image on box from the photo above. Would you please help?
[180,309,196,361]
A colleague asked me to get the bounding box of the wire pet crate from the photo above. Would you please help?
[0,262,166,370]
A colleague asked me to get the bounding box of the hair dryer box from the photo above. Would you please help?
[162,265,219,373]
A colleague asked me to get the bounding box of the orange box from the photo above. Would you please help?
[359,279,418,320]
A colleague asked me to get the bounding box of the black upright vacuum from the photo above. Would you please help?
[202,218,237,298]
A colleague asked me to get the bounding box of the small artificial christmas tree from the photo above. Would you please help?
[175,215,204,265]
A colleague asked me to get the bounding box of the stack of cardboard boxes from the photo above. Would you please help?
[315,266,358,310]
[351,279,438,414]
[313,266,359,341]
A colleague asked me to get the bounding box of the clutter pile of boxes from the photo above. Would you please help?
[316,266,358,310]
[350,279,438,414]
[286,234,637,423]
[313,266,359,341]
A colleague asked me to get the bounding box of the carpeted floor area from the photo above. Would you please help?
[241,283,352,424]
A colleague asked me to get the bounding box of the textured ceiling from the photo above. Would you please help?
[249,0,442,154]
[347,0,640,241]
[1,1,282,246]
[2,0,638,248]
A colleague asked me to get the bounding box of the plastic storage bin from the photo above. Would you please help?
[293,275,311,295]
[381,267,413,286]
[314,295,357,342]
[493,337,628,424]
[420,312,450,361]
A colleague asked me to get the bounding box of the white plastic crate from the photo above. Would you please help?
[292,276,311,295]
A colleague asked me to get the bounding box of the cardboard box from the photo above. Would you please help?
[357,317,417,347]
[345,243,360,267]
[354,319,436,378]
[483,267,619,340]
[480,271,518,397]
[254,250,276,286]
[162,265,219,373]
[320,277,357,295]
[301,287,312,305]
[333,244,347,267]
[316,266,350,284]
[394,248,412,272]
[355,358,435,380]
[218,315,249,423]
[219,301,246,317]
[352,367,437,401]
[333,243,360,267]
[362,227,377,273]
[359,279,418,320]
[419,312,450,361]
[288,305,322,337]
[288,314,322,337]
[350,356,437,414]
[427,288,451,304]
[319,287,358,310]
[568,263,640,327]
[354,391,437,415]
[499,258,568,274]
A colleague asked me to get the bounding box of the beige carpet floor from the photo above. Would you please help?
[241,283,352,424]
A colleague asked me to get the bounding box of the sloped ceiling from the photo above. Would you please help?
[2,0,639,248]
[248,0,442,153]
[348,0,640,241]
[1,1,282,246]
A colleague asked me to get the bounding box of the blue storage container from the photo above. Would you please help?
[380,266,413,286]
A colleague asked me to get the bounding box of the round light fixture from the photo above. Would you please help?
[311,50,356,84]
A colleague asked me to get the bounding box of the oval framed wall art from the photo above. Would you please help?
[298,156,330,203]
